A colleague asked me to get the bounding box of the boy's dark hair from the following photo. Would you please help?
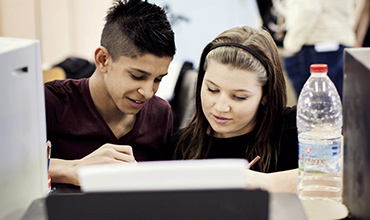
[101,0,176,60]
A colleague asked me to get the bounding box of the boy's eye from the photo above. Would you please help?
[154,77,163,83]
[130,73,144,80]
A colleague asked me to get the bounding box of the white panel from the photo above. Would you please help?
[0,37,48,220]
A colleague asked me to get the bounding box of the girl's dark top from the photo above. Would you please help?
[169,107,298,173]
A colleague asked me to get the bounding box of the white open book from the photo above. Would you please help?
[78,159,248,192]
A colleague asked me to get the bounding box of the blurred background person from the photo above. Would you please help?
[256,0,286,48]
[283,0,356,100]
[355,0,370,47]
[255,0,298,106]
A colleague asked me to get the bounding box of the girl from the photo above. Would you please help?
[170,26,298,193]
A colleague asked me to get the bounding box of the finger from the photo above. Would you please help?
[111,144,134,156]
[112,150,136,163]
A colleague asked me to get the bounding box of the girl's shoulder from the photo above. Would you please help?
[282,106,297,127]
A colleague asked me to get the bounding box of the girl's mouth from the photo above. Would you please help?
[212,114,231,124]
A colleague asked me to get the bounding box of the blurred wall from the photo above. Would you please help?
[0,0,111,65]
[152,0,259,68]
[0,0,258,67]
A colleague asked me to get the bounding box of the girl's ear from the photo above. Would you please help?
[94,46,110,73]
[261,95,267,105]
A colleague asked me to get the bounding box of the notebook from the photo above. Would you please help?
[77,159,249,192]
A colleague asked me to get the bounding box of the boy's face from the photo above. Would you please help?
[104,53,172,115]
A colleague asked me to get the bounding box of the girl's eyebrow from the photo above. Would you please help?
[205,79,253,93]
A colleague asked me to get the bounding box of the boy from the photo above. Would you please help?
[45,0,176,191]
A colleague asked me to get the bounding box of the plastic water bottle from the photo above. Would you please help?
[296,64,343,202]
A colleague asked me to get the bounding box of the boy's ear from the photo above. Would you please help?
[94,46,110,73]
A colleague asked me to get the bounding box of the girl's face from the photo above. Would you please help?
[201,60,264,138]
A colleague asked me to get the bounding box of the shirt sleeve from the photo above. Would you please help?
[44,81,65,141]
[283,0,322,53]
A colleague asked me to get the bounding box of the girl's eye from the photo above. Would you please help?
[208,87,218,93]
[234,96,247,100]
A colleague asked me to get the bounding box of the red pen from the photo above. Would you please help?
[248,156,261,168]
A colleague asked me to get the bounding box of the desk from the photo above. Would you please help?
[22,192,308,220]
[300,199,348,220]
[22,193,350,220]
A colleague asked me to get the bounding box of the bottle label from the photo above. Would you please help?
[298,137,341,173]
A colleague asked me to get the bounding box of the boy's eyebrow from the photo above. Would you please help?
[205,79,253,93]
[131,68,168,77]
